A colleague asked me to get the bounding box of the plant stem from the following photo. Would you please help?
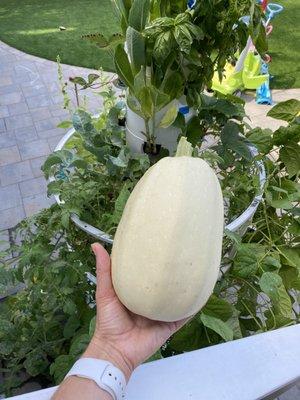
[145,119,151,142]
[241,300,264,331]
[74,83,80,107]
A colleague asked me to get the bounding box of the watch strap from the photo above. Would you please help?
[65,358,126,399]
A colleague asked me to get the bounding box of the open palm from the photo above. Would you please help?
[84,243,187,380]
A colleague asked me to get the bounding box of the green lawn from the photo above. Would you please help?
[268,0,300,89]
[0,0,119,71]
[0,0,299,88]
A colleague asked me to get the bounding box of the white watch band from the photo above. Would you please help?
[65,358,126,399]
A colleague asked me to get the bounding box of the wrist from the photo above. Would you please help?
[82,338,133,382]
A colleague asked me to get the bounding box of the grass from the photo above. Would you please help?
[0,0,299,88]
[268,0,300,89]
[0,0,119,71]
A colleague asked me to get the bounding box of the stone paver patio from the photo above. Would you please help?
[0,40,300,400]
[0,40,116,232]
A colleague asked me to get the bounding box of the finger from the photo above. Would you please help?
[91,243,115,300]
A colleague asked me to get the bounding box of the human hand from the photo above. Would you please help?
[83,243,188,381]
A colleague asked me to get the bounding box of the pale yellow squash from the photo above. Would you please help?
[112,152,224,322]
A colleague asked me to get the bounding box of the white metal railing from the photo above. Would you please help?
[6,324,300,400]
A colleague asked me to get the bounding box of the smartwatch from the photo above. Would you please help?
[65,358,126,399]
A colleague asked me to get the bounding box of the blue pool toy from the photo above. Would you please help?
[256,63,272,104]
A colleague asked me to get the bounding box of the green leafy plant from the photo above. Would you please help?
[1,93,299,395]
[84,0,266,149]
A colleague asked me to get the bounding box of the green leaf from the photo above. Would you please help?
[42,154,63,174]
[174,24,193,53]
[259,272,283,302]
[261,255,281,271]
[215,92,246,105]
[114,44,134,91]
[149,86,170,112]
[160,71,184,100]
[112,0,129,24]
[273,124,300,146]
[200,313,233,342]
[113,182,131,221]
[279,144,300,177]
[267,99,300,122]
[233,243,265,278]
[136,85,170,118]
[154,31,175,61]
[0,340,15,356]
[24,350,49,377]
[199,94,245,119]
[172,112,186,131]
[128,0,150,31]
[63,315,80,339]
[224,229,242,246]
[88,73,100,84]
[69,76,87,86]
[159,102,178,128]
[221,121,251,161]
[279,266,300,290]
[73,109,97,138]
[145,16,174,36]
[57,120,72,129]
[137,86,154,118]
[202,295,234,321]
[126,27,146,74]
[186,116,203,146]
[63,299,77,315]
[288,219,300,236]
[247,128,273,154]
[226,311,243,339]
[186,22,204,40]
[127,92,143,117]
[169,319,203,351]
[70,334,90,357]
[175,12,190,25]
[71,159,88,170]
[61,211,70,229]
[265,181,298,210]
[50,355,76,384]
[278,246,300,269]
[108,148,130,173]
[265,312,293,330]
[134,66,146,92]
[274,285,293,318]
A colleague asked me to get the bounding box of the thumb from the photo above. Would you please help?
[91,243,115,300]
